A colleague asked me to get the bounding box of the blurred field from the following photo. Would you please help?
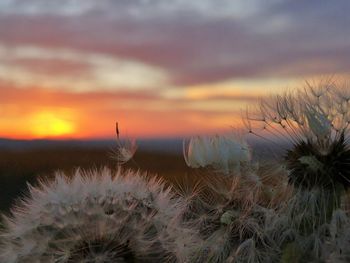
[0,138,280,216]
[0,147,192,214]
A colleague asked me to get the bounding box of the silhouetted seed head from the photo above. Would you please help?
[243,79,350,261]
[246,79,350,192]
[285,132,350,190]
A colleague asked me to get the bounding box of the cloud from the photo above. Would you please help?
[0,0,266,19]
[0,45,169,91]
[0,79,261,110]
[0,82,162,107]
[0,0,349,87]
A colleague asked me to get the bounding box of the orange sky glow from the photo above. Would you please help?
[0,1,349,140]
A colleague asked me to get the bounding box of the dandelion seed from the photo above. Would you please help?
[113,122,137,164]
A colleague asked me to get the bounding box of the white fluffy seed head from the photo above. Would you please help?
[0,167,197,263]
[183,134,251,175]
[184,171,283,263]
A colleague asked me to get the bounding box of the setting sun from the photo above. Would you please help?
[29,111,76,138]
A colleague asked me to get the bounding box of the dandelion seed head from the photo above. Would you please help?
[243,79,350,261]
[185,173,282,263]
[285,133,350,190]
[0,168,196,263]
[246,79,350,192]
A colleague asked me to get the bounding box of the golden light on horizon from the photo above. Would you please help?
[29,111,76,138]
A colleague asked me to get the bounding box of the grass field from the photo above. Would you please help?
[0,147,192,214]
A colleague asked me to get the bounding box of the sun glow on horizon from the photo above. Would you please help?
[29,111,76,138]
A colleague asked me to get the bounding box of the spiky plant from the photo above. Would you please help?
[0,168,196,263]
[273,191,350,263]
[285,132,350,190]
[246,79,350,193]
[181,169,287,263]
[181,132,293,262]
[182,133,292,207]
[246,79,350,261]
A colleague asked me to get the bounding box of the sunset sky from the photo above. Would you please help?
[0,0,349,139]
